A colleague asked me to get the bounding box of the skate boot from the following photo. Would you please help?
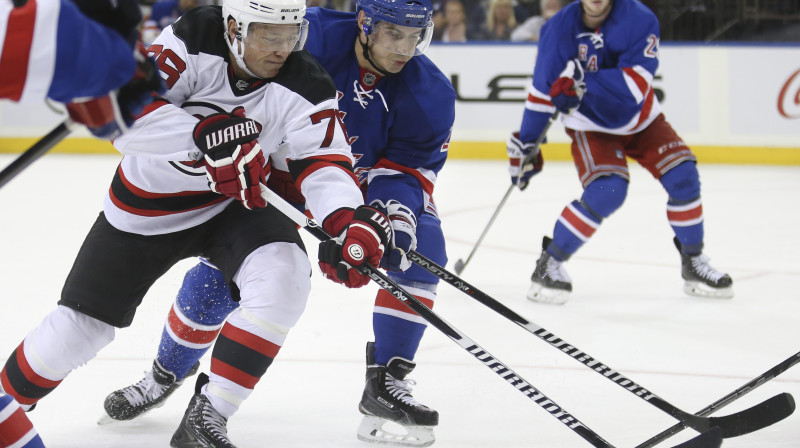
[170,373,236,448]
[100,360,200,423]
[527,236,572,305]
[357,342,438,447]
[674,238,734,298]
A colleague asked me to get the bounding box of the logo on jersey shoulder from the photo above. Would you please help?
[577,32,604,49]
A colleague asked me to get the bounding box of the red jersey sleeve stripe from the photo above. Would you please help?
[293,155,359,187]
[0,0,37,101]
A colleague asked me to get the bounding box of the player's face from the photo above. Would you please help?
[366,21,426,73]
[242,23,303,78]
[581,0,612,19]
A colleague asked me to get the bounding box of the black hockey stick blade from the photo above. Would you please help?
[671,428,722,448]
[637,351,800,448]
[453,258,466,275]
[705,392,794,438]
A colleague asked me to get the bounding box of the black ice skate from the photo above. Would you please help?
[170,373,236,448]
[357,342,438,447]
[527,236,572,305]
[100,360,200,424]
[674,237,734,298]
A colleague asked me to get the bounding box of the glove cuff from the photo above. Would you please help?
[322,207,355,237]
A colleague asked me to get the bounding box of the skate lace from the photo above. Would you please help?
[353,80,388,111]
[545,257,571,283]
[199,399,230,441]
[691,254,725,282]
[384,376,422,407]
[122,371,168,407]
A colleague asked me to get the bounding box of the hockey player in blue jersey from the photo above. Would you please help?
[0,1,161,446]
[508,0,733,305]
[100,0,455,446]
[0,0,163,139]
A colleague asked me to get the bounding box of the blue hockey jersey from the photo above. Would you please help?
[0,0,135,104]
[520,0,662,142]
[304,7,456,218]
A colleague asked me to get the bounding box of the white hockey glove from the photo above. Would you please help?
[371,199,418,272]
[507,131,544,191]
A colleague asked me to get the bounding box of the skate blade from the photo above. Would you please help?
[527,283,569,305]
[97,413,146,426]
[357,415,435,447]
[683,282,734,299]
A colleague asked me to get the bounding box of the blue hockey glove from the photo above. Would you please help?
[507,131,544,191]
[371,199,417,272]
[549,59,586,115]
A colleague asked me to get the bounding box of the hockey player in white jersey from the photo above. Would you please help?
[99,0,456,445]
[0,0,394,447]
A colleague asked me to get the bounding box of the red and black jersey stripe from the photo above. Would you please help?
[0,342,61,406]
[108,165,227,217]
[209,323,280,389]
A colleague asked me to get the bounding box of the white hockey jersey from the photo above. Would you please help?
[108,6,362,235]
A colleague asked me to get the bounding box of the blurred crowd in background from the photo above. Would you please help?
[138,0,799,46]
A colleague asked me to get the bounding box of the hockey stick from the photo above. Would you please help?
[636,350,800,448]
[405,249,796,438]
[453,111,559,275]
[261,187,719,448]
[0,119,76,190]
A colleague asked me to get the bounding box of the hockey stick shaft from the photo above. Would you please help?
[261,188,615,448]
[406,249,795,438]
[0,119,76,190]
[636,350,800,448]
[454,111,559,275]
[453,184,512,274]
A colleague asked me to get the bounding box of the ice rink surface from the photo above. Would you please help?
[1,154,798,448]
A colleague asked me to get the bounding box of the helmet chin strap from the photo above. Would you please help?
[358,33,393,78]
[227,31,259,79]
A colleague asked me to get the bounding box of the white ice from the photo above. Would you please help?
[0,154,798,448]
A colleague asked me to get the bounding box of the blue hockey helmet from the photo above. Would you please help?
[356,0,434,56]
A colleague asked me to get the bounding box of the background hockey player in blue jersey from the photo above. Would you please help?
[507,0,733,305]
[0,0,163,140]
[100,0,456,446]
[0,1,162,446]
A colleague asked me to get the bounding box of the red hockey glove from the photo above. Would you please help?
[67,42,164,140]
[193,107,267,210]
[507,131,544,191]
[549,59,586,116]
[318,206,392,288]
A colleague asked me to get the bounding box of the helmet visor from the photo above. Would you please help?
[244,20,309,52]
[370,20,433,57]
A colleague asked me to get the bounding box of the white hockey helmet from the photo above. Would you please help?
[222,0,309,76]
